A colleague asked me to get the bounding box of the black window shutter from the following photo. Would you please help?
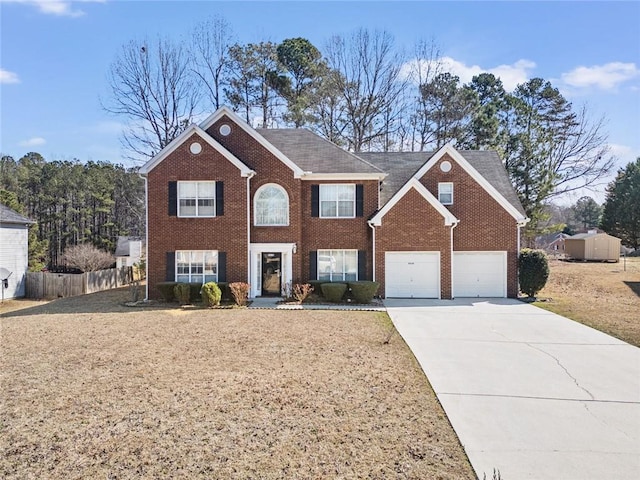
[309,251,318,280]
[216,181,224,216]
[311,185,319,217]
[218,251,227,282]
[168,182,177,216]
[358,250,367,280]
[166,251,175,281]
[356,184,364,217]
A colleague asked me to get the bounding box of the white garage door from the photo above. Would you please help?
[453,251,506,298]
[385,251,440,298]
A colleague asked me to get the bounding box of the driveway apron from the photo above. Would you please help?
[385,298,640,480]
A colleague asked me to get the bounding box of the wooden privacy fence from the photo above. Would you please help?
[25,266,134,299]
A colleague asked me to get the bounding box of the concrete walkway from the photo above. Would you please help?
[248,296,385,311]
[384,298,640,480]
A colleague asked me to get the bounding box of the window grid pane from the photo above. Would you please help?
[178,181,216,217]
[319,184,355,218]
[255,185,289,225]
[317,249,358,282]
[175,250,218,283]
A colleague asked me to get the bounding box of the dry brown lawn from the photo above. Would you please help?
[535,257,640,347]
[0,289,474,479]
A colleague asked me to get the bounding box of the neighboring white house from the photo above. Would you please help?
[115,236,143,268]
[0,204,35,299]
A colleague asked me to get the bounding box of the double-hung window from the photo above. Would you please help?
[438,182,453,205]
[178,181,216,217]
[320,184,355,218]
[317,249,358,282]
[176,250,218,284]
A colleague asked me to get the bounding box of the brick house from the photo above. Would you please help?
[139,106,528,300]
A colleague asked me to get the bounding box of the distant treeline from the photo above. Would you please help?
[0,153,144,267]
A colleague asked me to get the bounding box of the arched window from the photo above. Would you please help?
[254,184,289,226]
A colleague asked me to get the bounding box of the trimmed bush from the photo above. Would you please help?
[293,283,314,303]
[229,282,250,306]
[156,282,177,302]
[308,280,325,296]
[201,282,222,307]
[216,282,230,300]
[519,248,549,297]
[321,283,347,302]
[174,283,192,305]
[188,283,203,302]
[348,281,380,303]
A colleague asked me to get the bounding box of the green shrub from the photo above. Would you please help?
[308,280,325,296]
[348,281,379,303]
[201,282,222,307]
[188,283,203,302]
[519,248,550,297]
[229,282,250,306]
[174,283,192,305]
[321,283,347,302]
[216,282,229,300]
[156,282,177,302]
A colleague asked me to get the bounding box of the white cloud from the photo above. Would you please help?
[401,56,536,91]
[561,62,639,90]
[0,68,20,84]
[608,143,637,167]
[1,0,105,18]
[18,137,46,147]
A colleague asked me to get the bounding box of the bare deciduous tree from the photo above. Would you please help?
[323,28,407,152]
[104,37,200,161]
[191,15,235,110]
[61,244,114,272]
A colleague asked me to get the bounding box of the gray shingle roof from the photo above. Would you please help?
[256,129,384,175]
[0,204,34,226]
[359,151,526,216]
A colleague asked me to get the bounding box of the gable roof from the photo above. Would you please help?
[360,144,527,221]
[568,232,620,241]
[257,129,386,179]
[369,178,458,227]
[138,124,255,177]
[200,106,305,178]
[0,204,34,226]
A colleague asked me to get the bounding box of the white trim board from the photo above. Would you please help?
[412,143,526,222]
[138,124,255,177]
[200,106,305,178]
[369,178,458,227]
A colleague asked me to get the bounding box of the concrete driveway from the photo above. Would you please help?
[385,298,640,480]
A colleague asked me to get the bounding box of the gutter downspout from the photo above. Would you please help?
[138,173,149,302]
[368,221,376,282]
[450,220,459,300]
[516,218,530,295]
[246,172,256,296]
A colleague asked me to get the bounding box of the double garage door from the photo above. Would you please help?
[385,251,506,298]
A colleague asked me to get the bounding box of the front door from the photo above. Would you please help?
[261,252,282,296]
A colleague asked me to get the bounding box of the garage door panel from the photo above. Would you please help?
[453,252,506,298]
[386,252,440,298]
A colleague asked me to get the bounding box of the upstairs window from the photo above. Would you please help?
[178,181,215,217]
[254,184,289,226]
[320,184,355,218]
[438,182,453,205]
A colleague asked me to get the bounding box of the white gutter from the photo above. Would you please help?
[138,173,149,302]
[368,221,376,282]
[246,172,256,293]
[450,220,459,299]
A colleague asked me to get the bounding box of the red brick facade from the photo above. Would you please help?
[143,109,524,300]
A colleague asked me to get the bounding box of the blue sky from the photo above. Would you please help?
[1,1,639,204]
